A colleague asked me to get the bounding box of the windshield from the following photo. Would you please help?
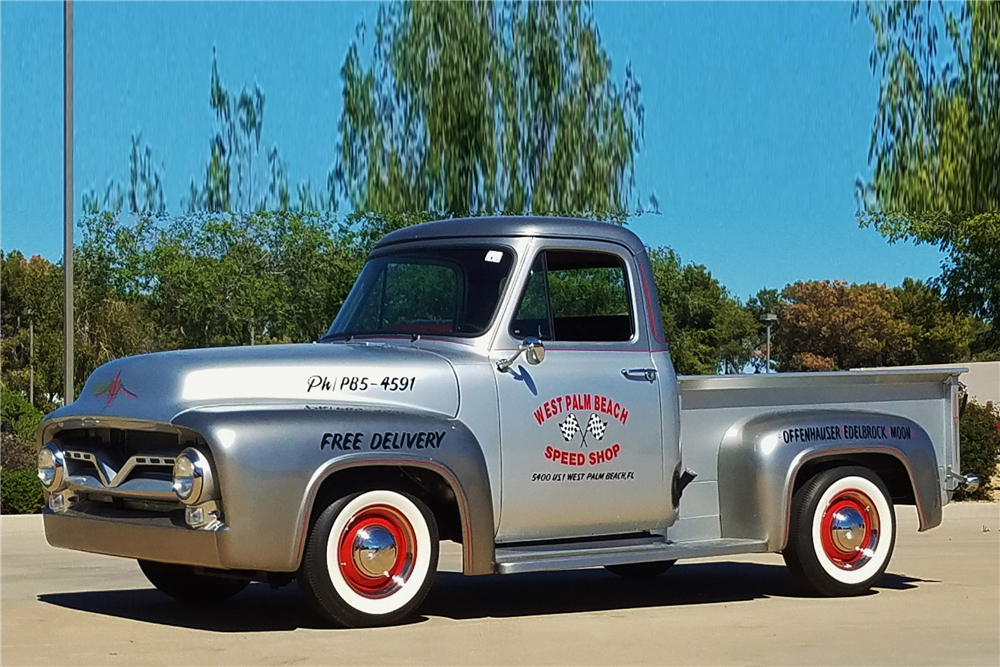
[323,246,515,339]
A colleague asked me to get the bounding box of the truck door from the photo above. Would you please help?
[493,244,667,543]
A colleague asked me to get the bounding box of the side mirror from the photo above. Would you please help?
[523,336,545,365]
[497,336,546,371]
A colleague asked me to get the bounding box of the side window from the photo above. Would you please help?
[511,250,634,342]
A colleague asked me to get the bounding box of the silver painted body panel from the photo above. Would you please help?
[672,368,964,547]
[495,536,767,574]
[42,342,462,430]
[490,236,675,542]
[38,217,964,577]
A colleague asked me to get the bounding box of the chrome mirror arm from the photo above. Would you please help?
[497,337,545,372]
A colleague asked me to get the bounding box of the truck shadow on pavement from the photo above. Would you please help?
[37,562,934,632]
[424,562,933,620]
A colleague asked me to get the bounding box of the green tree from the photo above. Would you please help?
[0,252,65,407]
[139,212,361,348]
[855,1,999,350]
[777,281,913,371]
[82,132,166,217]
[184,51,330,215]
[648,248,759,375]
[337,0,644,219]
[1,240,162,403]
[953,400,1000,500]
[773,279,978,371]
[745,288,784,372]
[894,277,979,363]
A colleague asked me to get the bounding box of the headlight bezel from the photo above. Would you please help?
[37,443,67,492]
[172,447,217,505]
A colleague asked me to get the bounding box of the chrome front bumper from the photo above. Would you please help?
[43,508,226,569]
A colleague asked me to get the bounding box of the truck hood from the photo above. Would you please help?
[45,342,460,427]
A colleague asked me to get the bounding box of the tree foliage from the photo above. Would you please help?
[337,0,644,220]
[952,400,1000,501]
[0,384,44,444]
[773,278,978,371]
[647,248,759,375]
[1,252,68,407]
[7,5,996,425]
[83,133,167,217]
[856,1,999,349]
[76,211,362,350]
[185,50,270,213]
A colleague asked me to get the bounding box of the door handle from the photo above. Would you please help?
[621,368,657,382]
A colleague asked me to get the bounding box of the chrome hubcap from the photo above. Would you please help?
[829,506,866,552]
[820,489,880,570]
[352,525,398,577]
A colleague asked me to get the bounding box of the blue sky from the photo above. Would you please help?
[1,1,944,301]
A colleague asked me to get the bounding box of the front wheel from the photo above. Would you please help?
[138,560,248,604]
[299,489,439,628]
[783,466,896,597]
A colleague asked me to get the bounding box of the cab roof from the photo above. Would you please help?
[374,216,646,256]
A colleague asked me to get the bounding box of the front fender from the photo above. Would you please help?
[717,410,941,552]
[172,404,495,574]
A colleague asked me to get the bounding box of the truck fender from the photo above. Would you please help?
[293,441,496,576]
[172,406,495,574]
[717,410,941,552]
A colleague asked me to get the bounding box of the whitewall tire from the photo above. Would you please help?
[300,489,439,627]
[783,466,896,596]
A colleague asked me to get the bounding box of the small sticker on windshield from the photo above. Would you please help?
[485,250,503,263]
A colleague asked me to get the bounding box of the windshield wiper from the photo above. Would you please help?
[320,331,356,342]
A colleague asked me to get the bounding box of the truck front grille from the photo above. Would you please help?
[50,426,204,509]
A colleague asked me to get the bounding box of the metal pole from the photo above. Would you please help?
[766,323,772,374]
[63,0,74,405]
[29,318,35,405]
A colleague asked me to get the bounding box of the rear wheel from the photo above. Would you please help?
[783,466,896,596]
[299,489,438,628]
[138,560,248,604]
[605,560,676,579]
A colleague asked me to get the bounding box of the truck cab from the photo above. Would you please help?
[330,220,682,544]
[37,217,977,628]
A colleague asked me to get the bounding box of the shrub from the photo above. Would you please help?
[953,401,1000,501]
[0,467,44,514]
[1,384,44,444]
[1,431,37,469]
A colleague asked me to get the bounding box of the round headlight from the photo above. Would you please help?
[37,444,66,491]
[172,448,216,505]
[172,454,197,500]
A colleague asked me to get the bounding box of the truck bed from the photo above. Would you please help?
[671,368,964,543]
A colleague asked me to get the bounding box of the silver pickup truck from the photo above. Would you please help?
[38,217,978,627]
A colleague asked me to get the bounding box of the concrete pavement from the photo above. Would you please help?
[2,504,998,666]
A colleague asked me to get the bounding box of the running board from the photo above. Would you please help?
[494,536,768,575]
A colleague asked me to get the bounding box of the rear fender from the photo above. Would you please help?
[717,410,941,552]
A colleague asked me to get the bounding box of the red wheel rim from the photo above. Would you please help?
[337,504,417,598]
[819,489,880,569]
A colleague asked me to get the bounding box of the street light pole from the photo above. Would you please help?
[63,0,74,405]
[760,312,778,374]
[25,309,35,405]
[766,322,772,372]
[29,315,35,406]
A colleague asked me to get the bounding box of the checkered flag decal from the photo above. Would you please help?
[586,413,608,441]
[559,414,581,441]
